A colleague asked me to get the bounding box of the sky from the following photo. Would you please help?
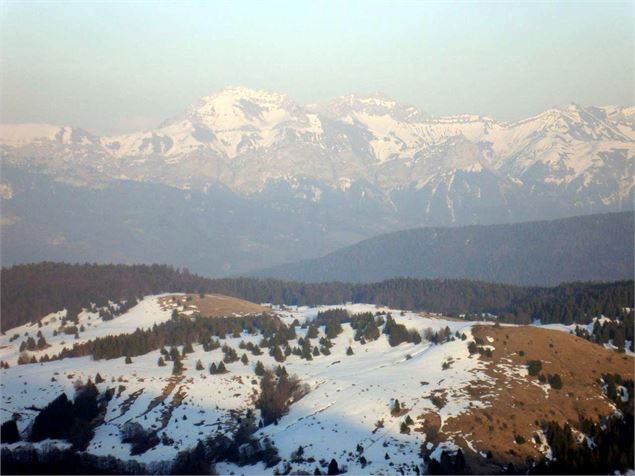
[0,0,633,135]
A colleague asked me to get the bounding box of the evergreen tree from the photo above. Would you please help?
[327,458,339,475]
[272,346,285,363]
[346,346,354,356]
[241,353,249,365]
[37,335,47,349]
[301,340,313,360]
[0,420,20,444]
[218,362,227,373]
[255,360,265,376]
[195,359,204,371]
[172,357,183,375]
[182,342,194,355]
[307,324,319,339]
[209,362,217,374]
[125,356,132,364]
[157,356,166,367]
[548,373,563,389]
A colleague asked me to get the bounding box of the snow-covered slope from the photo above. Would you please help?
[0,296,494,474]
[1,295,633,474]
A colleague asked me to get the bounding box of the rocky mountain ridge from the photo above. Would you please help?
[1,87,633,215]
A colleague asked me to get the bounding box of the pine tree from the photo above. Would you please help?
[272,346,285,363]
[125,356,132,364]
[400,421,410,434]
[301,341,313,360]
[241,353,249,365]
[346,346,354,356]
[157,356,166,367]
[182,342,194,355]
[209,362,217,374]
[95,373,104,384]
[307,324,319,339]
[391,399,401,415]
[37,335,47,349]
[548,373,563,389]
[327,458,339,475]
[313,346,320,357]
[26,336,38,350]
[172,357,183,375]
[195,359,204,371]
[255,360,265,376]
[218,361,227,373]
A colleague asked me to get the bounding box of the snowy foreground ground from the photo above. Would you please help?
[1,296,547,474]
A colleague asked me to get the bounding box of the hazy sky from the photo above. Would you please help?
[1,1,633,134]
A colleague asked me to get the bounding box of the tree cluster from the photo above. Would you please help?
[256,369,309,426]
[383,315,421,347]
[28,381,108,450]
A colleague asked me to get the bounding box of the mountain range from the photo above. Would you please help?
[1,87,633,276]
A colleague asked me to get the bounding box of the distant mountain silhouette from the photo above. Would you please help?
[254,212,634,286]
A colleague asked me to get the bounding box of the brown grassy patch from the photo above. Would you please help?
[160,293,267,317]
[440,325,634,472]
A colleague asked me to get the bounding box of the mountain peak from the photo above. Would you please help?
[158,86,301,133]
[206,85,292,104]
[318,92,427,123]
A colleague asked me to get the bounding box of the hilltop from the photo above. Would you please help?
[255,212,634,285]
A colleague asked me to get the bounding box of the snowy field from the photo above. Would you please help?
[1,296,520,473]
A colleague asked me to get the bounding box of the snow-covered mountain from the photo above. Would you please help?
[2,87,632,202]
[1,88,633,275]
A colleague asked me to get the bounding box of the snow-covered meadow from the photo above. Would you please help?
[1,296,500,474]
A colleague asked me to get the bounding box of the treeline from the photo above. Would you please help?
[2,262,633,331]
[0,263,206,331]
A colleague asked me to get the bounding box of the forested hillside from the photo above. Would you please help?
[1,263,632,332]
[255,212,634,285]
